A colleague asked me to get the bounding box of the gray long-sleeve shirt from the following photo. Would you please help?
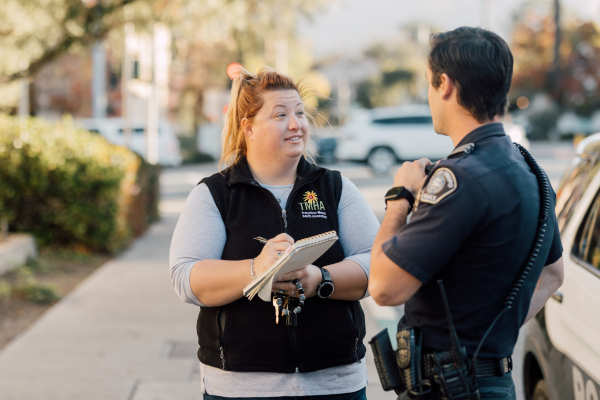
[169,176,380,397]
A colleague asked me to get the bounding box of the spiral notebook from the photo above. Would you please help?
[243,231,339,302]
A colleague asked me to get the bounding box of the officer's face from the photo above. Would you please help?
[426,68,443,135]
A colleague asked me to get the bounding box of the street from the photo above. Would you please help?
[0,141,574,400]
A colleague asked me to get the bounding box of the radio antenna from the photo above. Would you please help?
[437,280,463,361]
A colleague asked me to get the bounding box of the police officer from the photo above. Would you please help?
[369,27,564,400]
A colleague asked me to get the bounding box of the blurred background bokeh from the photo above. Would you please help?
[1,0,599,158]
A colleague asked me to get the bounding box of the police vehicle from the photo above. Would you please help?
[523,134,600,400]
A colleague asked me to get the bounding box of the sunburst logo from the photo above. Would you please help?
[303,191,318,204]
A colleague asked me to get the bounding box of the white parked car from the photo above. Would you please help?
[522,133,600,400]
[335,105,529,174]
[76,118,183,167]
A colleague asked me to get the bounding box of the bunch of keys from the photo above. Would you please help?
[272,280,306,327]
[273,290,285,324]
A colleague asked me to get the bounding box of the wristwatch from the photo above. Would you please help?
[384,186,415,211]
[317,268,335,299]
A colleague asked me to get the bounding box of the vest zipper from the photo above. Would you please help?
[280,174,323,370]
[251,172,322,234]
[217,308,226,370]
[348,304,360,363]
[220,345,226,369]
[249,172,324,370]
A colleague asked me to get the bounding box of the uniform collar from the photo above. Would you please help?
[455,122,506,149]
[227,156,324,186]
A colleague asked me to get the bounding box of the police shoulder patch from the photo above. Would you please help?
[420,168,457,204]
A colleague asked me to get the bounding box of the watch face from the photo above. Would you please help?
[385,186,404,200]
[318,282,335,298]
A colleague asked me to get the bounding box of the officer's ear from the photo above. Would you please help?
[438,73,455,101]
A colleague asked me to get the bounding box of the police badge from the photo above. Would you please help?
[420,168,457,204]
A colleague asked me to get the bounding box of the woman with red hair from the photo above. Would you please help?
[170,66,379,400]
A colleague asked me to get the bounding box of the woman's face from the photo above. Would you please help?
[243,89,309,162]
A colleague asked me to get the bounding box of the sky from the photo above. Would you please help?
[297,0,600,60]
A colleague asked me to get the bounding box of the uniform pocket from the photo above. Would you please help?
[478,372,516,400]
[479,384,516,399]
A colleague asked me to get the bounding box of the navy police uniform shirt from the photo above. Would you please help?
[382,123,563,359]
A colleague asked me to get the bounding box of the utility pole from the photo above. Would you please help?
[18,78,29,118]
[146,23,169,165]
[553,0,562,102]
[122,22,134,148]
[481,0,493,30]
[92,41,107,119]
[146,24,159,165]
[17,59,29,118]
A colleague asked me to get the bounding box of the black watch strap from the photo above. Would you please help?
[385,186,415,210]
[317,268,334,299]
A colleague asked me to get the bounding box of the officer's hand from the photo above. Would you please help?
[392,158,431,196]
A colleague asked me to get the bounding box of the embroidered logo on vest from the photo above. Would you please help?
[299,191,327,219]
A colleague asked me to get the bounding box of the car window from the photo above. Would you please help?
[556,157,599,231]
[118,127,161,135]
[572,188,600,275]
[372,116,433,125]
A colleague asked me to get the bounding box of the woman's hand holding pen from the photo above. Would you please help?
[273,265,321,298]
[253,233,294,277]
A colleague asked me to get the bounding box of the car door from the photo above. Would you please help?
[545,167,600,389]
[372,116,452,161]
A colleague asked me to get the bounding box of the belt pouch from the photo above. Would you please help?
[368,328,406,393]
[397,326,432,398]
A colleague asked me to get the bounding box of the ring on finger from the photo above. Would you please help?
[291,290,295,296]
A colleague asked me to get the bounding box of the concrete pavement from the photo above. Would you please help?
[0,163,391,400]
[0,141,574,399]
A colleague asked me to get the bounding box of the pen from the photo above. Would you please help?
[254,236,268,244]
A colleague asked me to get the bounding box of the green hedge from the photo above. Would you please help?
[0,115,160,253]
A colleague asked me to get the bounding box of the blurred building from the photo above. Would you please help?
[31,25,172,126]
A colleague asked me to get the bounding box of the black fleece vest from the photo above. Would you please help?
[196,157,367,373]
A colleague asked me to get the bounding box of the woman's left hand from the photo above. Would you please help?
[271,265,322,298]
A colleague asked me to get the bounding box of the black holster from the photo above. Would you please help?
[396,325,432,398]
[369,328,406,394]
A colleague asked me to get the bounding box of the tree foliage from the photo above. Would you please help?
[0,0,327,117]
[0,0,136,84]
[510,5,600,115]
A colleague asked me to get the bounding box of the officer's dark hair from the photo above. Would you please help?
[429,27,513,123]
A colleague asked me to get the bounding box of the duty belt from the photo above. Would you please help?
[424,354,512,379]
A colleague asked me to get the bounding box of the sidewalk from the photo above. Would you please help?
[0,165,392,400]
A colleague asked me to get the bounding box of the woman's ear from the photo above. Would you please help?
[241,118,253,142]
